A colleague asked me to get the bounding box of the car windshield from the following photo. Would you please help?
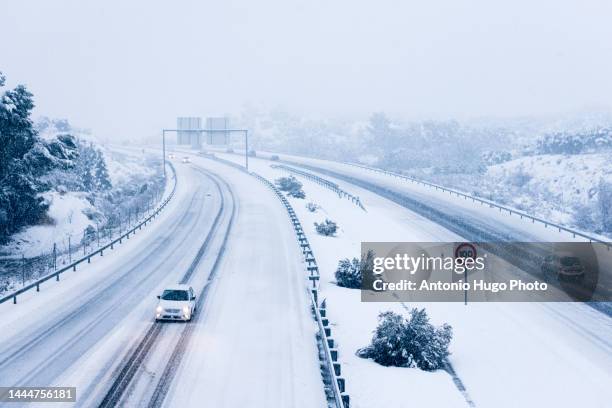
[161,290,189,301]
[560,257,580,267]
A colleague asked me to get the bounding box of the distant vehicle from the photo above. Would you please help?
[155,285,196,321]
[168,153,176,159]
[181,156,191,163]
[541,254,585,281]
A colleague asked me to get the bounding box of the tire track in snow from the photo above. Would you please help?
[97,167,234,408]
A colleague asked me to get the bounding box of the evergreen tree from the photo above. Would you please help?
[94,150,112,190]
[335,257,361,288]
[82,167,94,192]
[0,72,46,241]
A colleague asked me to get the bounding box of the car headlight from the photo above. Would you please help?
[156,306,163,313]
[182,306,190,314]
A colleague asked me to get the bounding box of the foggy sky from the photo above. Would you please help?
[2,0,612,140]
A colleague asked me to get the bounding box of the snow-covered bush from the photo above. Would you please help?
[306,202,318,212]
[276,175,301,191]
[270,154,280,161]
[288,189,305,199]
[335,258,361,288]
[335,250,375,288]
[275,175,305,198]
[314,219,337,236]
[357,309,452,371]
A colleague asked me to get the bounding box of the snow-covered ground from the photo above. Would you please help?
[0,160,203,393]
[429,152,612,231]
[486,153,610,210]
[104,147,160,186]
[0,154,328,407]
[195,150,612,408]
[5,191,94,258]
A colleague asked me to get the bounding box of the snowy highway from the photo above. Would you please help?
[1,144,610,408]
[0,162,221,403]
[0,154,326,407]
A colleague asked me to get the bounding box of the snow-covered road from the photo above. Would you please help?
[0,152,327,408]
[161,158,326,408]
[0,162,222,401]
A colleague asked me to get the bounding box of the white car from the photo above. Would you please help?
[155,284,196,321]
[181,156,190,163]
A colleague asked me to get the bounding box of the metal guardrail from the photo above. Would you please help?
[0,163,178,305]
[340,162,610,247]
[271,164,366,211]
[197,149,608,246]
[251,172,349,408]
[197,151,248,173]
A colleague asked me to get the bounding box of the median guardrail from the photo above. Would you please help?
[271,164,365,211]
[251,171,350,408]
[197,151,248,173]
[0,163,178,305]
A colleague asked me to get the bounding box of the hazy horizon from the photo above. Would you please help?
[2,0,612,140]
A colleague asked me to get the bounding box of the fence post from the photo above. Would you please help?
[68,236,72,264]
[53,243,57,270]
[22,254,25,287]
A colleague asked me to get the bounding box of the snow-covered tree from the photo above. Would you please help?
[276,175,301,191]
[94,150,112,191]
[598,179,612,232]
[82,167,95,192]
[0,71,78,242]
[357,309,453,371]
[306,202,318,212]
[314,219,337,236]
[275,175,305,198]
[335,257,361,288]
[335,251,374,289]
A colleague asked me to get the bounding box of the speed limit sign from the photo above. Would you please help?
[452,243,477,285]
[455,243,477,259]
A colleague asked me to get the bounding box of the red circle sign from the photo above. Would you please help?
[455,243,477,259]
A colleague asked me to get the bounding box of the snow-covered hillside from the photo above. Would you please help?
[7,192,94,258]
[423,151,612,236]
[232,108,612,237]
[485,153,611,222]
[0,109,165,295]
